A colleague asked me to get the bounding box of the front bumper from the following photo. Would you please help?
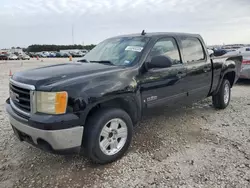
[6,101,84,154]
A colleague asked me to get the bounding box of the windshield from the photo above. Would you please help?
[83,36,150,66]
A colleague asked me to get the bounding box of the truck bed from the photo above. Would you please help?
[210,55,242,95]
[212,55,242,81]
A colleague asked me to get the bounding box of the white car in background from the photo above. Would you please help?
[238,47,250,58]
[207,49,214,56]
[240,57,250,79]
[8,54,18,60]
[81,49,88,56]
[19,54,30,60]
[236,47,250,79]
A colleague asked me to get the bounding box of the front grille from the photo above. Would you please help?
[10,83,31,113]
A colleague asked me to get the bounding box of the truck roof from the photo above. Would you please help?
[109,32,201,39]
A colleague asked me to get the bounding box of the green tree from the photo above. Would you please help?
[27,44,96,52]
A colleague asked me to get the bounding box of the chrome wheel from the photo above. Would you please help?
[99,118,128,156]
[224,83,230,104]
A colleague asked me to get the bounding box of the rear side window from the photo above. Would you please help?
[246,48,250,51]
[181,38,205,63]
[148,38,181,65]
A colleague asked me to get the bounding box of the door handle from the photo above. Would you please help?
[176,72,186,77]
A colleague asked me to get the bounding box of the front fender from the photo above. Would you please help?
[80,92,142,126]
[66,71,141,126]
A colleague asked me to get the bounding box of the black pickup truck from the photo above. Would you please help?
[6,32,242,164]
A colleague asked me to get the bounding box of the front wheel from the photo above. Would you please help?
[212,79,231,109]
[83,108,133,164]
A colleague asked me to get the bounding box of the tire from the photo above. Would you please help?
[83,108,133,164]
[212,79,231,109]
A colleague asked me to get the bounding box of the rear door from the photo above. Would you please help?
[179,36,212,102]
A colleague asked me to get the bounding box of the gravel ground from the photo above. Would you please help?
[0,59,250,188]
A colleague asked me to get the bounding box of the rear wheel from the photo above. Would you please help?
[212,79,231,109]
[83,108,133,164]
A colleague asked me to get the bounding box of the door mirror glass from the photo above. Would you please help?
[147,55,172,69]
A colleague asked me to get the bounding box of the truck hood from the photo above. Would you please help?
[12,62,123,89]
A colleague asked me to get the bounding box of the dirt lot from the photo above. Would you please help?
[0,59,250,188]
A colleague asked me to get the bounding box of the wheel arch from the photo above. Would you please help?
[213,70,235,95]
[83,96,141,127]
[224,71,235,88]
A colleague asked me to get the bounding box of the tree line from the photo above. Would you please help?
[25,44,96,52]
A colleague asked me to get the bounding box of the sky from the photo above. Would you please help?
[0,0,250,48]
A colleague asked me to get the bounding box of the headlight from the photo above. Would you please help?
[36,91,68,114]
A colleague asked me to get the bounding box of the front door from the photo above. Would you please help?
[139,37,187,108]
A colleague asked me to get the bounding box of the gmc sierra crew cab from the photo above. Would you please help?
[6,32,242,164]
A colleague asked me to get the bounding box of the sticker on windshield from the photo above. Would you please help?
[125,46,143,52]
[124,60,131,64]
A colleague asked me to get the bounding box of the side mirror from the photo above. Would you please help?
[147,55,172,69]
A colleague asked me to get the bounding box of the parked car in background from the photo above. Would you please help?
[26,52,35,58]
[0,54,8,60]
[49,52,57,58]
[81,50,88,56]
[36,52,47,58]
[6,32,242,164]
[42,52,50,57]
[8,54,18,60]
[55,52,66,58]
[55,52,62,57]
[238,47,250,58]
[239,57,250,79]
[212,48,228,56]
[77,52,85,57]
[61,52,70,57]
[18,54,30,60]
[70,51,85,57]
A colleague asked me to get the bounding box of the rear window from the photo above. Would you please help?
[181,38,205,63]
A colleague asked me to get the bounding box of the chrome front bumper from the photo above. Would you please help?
[8,114,84,151]
[7,79,84,154]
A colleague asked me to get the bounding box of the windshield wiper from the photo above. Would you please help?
[77,59,90,63]
[90,60,115,66]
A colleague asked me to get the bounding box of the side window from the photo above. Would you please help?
[246,48,250,52]
[149,38,181,65]
[181,38,205,63]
